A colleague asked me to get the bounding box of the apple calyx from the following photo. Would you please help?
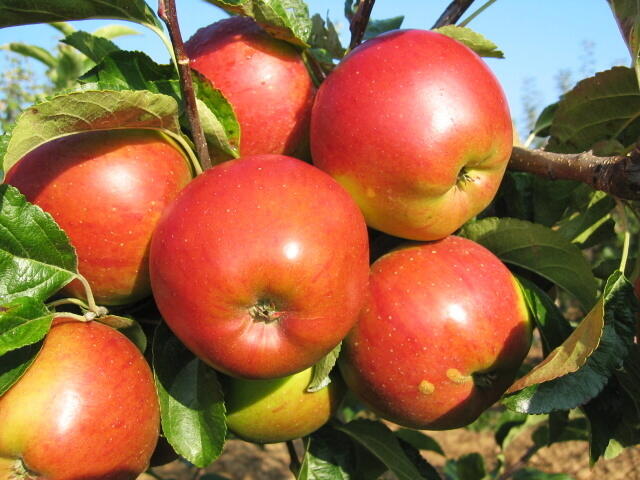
[456,166,476,187]
[9,458,38,480]
[248,298,283,324]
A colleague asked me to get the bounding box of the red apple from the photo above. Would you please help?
[0,318,160,480]
[339,236,532,430]
[4,129,193,306]
[149,154,369,379]
[186,16,316,160]
[310,30,513,241]
[224,367,344,443]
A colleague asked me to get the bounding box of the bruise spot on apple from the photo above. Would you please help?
[418,380,435,395]
[446,368,472,384]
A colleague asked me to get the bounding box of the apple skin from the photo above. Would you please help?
[4,129,193,306]
[0,318,160,480]
[149,154,370,379]
[224,367,344,443]
[310,29,513,241]
[339,236,532,430]
[186,16,316,160]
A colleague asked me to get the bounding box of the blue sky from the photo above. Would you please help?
[0,0,631,136]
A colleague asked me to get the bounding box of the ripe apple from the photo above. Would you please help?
[339,236,532,430]
[4,129,193,306]
[186,16,316,160]
[149,154,370,379]
[0,318,160,479]
[310,29,513,241]
[224,367,344,443]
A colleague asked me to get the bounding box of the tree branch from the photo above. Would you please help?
[349,0,376,51]
[509,146,640,200]
[432,0,476,29]
[158,0,212,171]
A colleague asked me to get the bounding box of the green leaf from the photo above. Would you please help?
[364,16,404,41]
[0,42,57,68]
[531,417,589,449]
[1,89,196,177]
[494,412,543,451]
[555,191,615,246]
[153,322,226,468]
[607,0,638,72]
[506,295,604,394]
[309,14,345,59]
[530,102,558,138]
[394,429,445,456]
[396,437,442,480]
[0,341,43,396]
[0,297,52,356]
[307,342,341,393]
[49,21,75,37]
[0,185,78,304]
[298,427,359,480]
[503,271,637,414]
[80,50,179,95]
[191,71,241,160]
[204,0,312,47]
[517,277,573,354]
[335,419,438,480]
[92,24,141,40]
[433,25,504,58]
[0,0,164,36]
[97,314,147,353]
[532,179,580,227]
[443,453,486,480]
[81,52,240,161]
[547,67,640,153]
[62,31,120,64]
[460,217,598,309]
[582,374,640,463]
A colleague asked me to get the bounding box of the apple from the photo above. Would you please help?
[0,317,160,480]
[310,29,513,241]
[186,16,316,160]
[224,367,344,443]
[4,129,193,306]
[339,236,532,430]
[149,154,370,379]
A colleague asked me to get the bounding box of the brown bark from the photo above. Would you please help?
[348,0,377,51]
[509,146,640,200]
[432,0,476,28]
[158,0,211,171]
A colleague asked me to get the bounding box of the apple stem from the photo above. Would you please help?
[158,0,212,171]
[616,200,631,274]
[47,297,90,311]
[75,274,109,318]
[458,0,498,27]
[432,0,477,29]
[53,312,90,323]
[348,0,377,51]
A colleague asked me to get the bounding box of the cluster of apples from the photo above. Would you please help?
[0,15,532,480]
